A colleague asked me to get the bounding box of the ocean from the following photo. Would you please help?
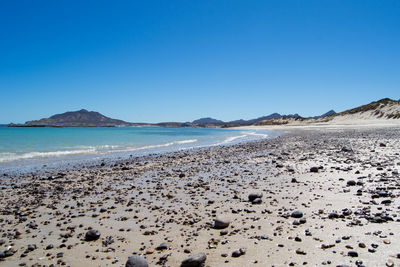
[0,125,273,172]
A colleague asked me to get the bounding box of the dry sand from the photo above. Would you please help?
[1,125,400,267]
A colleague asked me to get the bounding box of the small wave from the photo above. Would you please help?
[247,131,269,138]
[220,134,248,144]
[0,149,96,163]
[113,139,198,152]
[218,131,269,145]
[0,139,199,163]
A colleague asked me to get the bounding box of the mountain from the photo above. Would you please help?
[312,110,336,119]
[25,109,136,126]
[228,113,301,126]
[192,117,224,124]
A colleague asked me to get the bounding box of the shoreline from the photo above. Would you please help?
[0,129,277,178]
[0,125,399,266]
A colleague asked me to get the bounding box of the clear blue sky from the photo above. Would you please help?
[0,0,399,123]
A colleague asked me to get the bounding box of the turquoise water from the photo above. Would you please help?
[0,126,271,166]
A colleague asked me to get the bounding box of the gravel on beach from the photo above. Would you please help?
[0,126,399,266]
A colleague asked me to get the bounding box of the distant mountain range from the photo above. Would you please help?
[16,98,399,127]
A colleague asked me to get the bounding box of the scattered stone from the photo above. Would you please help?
[126,255,148,267]
[181,252,207,267]
[248,192,263,202]
[156,243,168,251]
[347,180,356,186]
[85,230,101,241]
[348,251,358,257]
[214,215,231,229]
[291,210,303,218]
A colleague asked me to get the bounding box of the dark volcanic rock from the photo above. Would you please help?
[328,212,340,219]
[347,180,356,186]
[181,252,207,267]
[156,243,168,251]
[248,192,263,202]
[126,255,148,267]
[251,198,262,204]
[85,230,101,241]
[291,210,303,218]
[348,251,358,257]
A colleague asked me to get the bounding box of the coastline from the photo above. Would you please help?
[0,127,275,177]
[0,125,399,266]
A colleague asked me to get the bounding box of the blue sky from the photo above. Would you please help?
[0,0,399,123]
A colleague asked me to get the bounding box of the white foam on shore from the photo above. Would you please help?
[0,139,199,163]
[218,131,269,145]
[0,131,270,164]
[0,149,97,163]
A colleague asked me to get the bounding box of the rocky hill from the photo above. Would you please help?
[25,109,138,126]
[256,98,400,126]
[192,117,224,124]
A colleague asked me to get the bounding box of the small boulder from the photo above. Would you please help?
[291,210,303,218]
[156,243,168,251]
[348,251,358,257]
[126,255,149,267]
[180,252,207,267]
[85,230,101,241]
[214,216,230,229]
[251,198,262,204]
[248,192,263,202]
[347,180,356,186]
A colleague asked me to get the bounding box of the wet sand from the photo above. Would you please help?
[1,126,400,267]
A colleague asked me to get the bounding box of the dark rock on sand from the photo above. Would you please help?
[214,216,230,229]
[232,250,241,257]
[341,146,353,152]
[291,210,303,218]
[156,243,168,251]
[328,212,340,219]
[181,252,207,267]
[347,180,356,186]
[348,251,358,257]
[126,255,149,267]
[248,192,263,202]
[251,198,262,204]
[85,230,101,241]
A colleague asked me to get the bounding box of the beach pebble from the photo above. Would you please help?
[251,198,262,204]
[341,146,353,152]
[328,212,339,219]
[126,255,148,267]
[248,192,263,202]
[347,180,356,186]
[156,243,168,251]
[85,230,101,241]
[214,215,230,229]
[348,251,358,257]
[180,252,207,267]
[231,250,241,257]
[291,210,303,218]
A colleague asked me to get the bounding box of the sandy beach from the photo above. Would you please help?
[1,125,400,267]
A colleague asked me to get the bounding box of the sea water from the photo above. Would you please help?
[0,125,273,172]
